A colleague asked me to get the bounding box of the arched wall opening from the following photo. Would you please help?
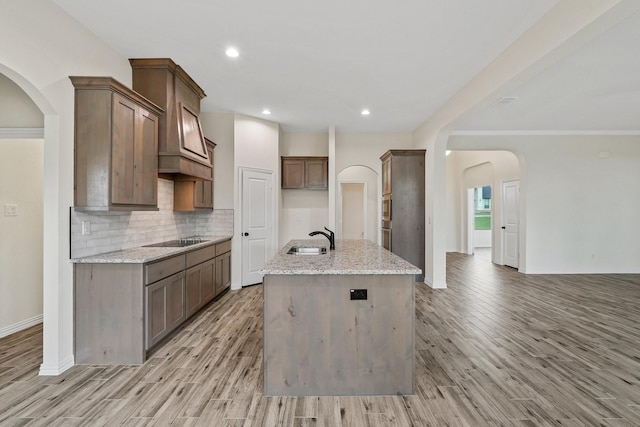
[444,149,522,267]
[336,165,379,244]
[0,72,44,339]
[0,63,65,375]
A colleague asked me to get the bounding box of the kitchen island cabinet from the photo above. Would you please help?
[73,236,232,364]
[260,239,420,396]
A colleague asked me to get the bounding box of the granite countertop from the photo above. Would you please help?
[71,234,233,264]
[260,239,421,275]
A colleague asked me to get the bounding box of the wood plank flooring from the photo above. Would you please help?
[1,250,640,426]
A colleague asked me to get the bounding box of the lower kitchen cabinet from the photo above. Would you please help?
[186,257,215,317]
[145,271,186,350]
[215,251,231,295]
[74,238,232,364]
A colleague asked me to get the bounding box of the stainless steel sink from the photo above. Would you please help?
[287,246,327,255]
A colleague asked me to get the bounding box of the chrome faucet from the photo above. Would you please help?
[309,227,335,250]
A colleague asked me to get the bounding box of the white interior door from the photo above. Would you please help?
[502,180,519,268]
[341,182,366,239]
[241,168,273,286]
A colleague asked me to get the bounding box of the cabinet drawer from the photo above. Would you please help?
[215,240,232,256]
[145,255,185,285]
[186,245,216,268]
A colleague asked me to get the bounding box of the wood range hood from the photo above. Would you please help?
[130,58,212,181]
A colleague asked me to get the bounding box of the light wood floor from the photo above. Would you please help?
[1,251,640,426]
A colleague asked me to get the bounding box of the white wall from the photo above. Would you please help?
[200,112,234,209]
[335,132,413,176]
[0,139,44,337]
[449,135,640,273]
[0,74,44,127]
[279,132,329,246]
[233,114,280,288]
[1,0,136,374]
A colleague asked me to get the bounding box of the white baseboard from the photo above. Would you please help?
[423,277,447,289]
[0,314,43,338]
[39,355,75,376]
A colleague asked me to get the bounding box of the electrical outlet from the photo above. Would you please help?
[350,289,368,300]
[4,204,18,217]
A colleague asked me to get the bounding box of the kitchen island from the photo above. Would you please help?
[260,239,421,396]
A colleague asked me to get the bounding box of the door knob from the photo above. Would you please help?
[243,232,249,236]
[501,226,506,229]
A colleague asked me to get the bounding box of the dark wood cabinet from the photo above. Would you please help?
[74,238,231,364]
[130,58,212,181]
[214,240,232,296]
[380,150,425,282]
[281,156,328,189]
[70,77,163,211]
[146,271,186,350]
[173,138,215,211]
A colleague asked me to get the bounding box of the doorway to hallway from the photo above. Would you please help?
[467,185,492,257]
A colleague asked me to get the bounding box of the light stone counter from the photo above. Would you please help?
[260,239,421,275]
[71,234,233,264]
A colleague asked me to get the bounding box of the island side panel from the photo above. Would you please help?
[263,274,414,396]
[74,263,145,364]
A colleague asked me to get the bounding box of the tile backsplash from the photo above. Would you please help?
[71,178,234,259]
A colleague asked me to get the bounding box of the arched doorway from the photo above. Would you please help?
[0,64,64,375]
[336,165,378,244]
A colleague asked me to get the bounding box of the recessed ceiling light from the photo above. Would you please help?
[262,109,271,115]
[361,109,370,116]
[225,47,239,58]
[446,150,452,156]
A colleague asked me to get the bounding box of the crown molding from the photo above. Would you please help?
[0,128,45,139]
[450,130,640,136]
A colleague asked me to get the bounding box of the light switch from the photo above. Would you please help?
[82,221,91,235]
[4,204,18,217]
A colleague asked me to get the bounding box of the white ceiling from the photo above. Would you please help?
[52,0,639,133]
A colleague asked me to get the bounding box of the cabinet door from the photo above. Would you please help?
[111,94,137,205]
[194,142,215,208]
[282,158,305,189]
[382,157,391,195]
[167,273,186,330]
[215,251,231,296]
[201,258,215,304]
[111,93,158,207]
[305,158,328,189]
[145,271,184,350]
[185,264,203,316]
[221,252,231,291]
[137,109,159,206]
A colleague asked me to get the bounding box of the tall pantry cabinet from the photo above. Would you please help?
[380,150,425,282]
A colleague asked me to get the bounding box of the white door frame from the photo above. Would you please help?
[239,167,276,287]
[339,181,368,240]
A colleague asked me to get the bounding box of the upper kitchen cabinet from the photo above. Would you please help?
[129,58,212,181]
[281,156,328,190]
[173,138,216,211]
[71,77,163,211]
